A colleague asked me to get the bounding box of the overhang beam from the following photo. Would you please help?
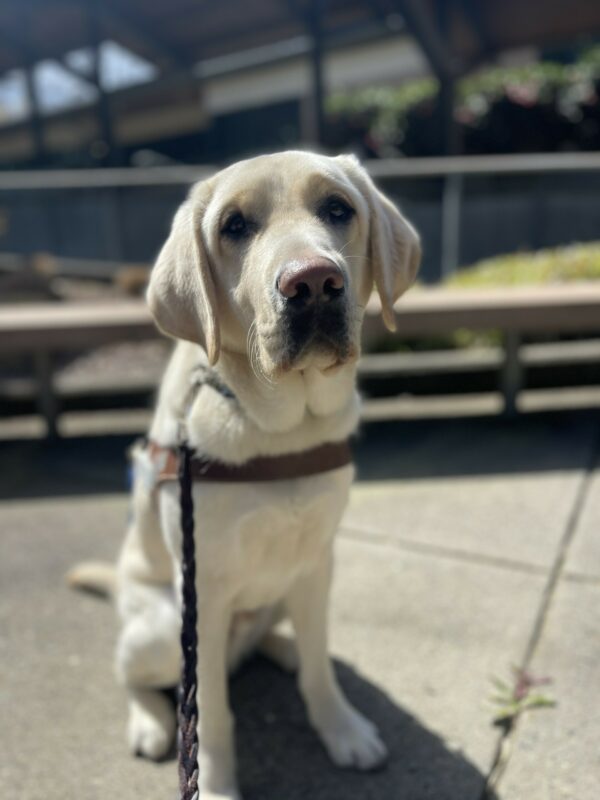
[457,0,496,60]
[96,0,191,71]
[0,27,97,85]
[394,0,462,80]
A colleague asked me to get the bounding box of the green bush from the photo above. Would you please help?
[326,45,600,156]
[447,243,600,288]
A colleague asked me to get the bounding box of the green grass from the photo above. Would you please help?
[447,243,600,289]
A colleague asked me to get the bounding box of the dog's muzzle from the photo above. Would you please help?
[275,258,351,368]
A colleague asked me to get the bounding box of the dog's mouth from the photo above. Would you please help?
[256,299,357,376]
[286,301,351,365]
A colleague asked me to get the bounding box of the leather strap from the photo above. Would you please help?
[148,439,353,484]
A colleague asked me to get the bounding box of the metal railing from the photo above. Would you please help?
[0,152,599,281]
[1,152,599,190]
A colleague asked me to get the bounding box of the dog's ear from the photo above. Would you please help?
[367,179,421,332]
[146,182,220,364]
[339,155,421,332]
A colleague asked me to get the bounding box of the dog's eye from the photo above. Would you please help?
[221,212,249,239]
[319,197,355,225]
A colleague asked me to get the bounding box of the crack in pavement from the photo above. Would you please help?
[561,570,600,586]
[339,524,552,578]
[340,524,600,584]
[480,421,600,800]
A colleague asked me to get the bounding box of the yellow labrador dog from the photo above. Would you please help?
[81,151,419,800]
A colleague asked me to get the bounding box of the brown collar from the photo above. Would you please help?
[148,439,353,484]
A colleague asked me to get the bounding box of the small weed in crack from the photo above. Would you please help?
[490,666,556,725]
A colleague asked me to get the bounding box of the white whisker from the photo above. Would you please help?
[246,320,274,388]
[338,239,354,257]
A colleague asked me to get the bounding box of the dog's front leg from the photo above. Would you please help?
[285,547,388,771]
[195,594,240,800]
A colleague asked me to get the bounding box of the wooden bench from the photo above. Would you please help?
[363,283,600,417]
[2,283,600,435]
[0,301,156,437]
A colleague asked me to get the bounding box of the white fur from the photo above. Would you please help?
[113,151,419,799]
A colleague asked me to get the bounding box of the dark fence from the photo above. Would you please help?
[0,153,599,282]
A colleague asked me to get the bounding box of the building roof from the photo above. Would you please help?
[0,0,599,165]
[1,0,599,79]
[1,1,387,75]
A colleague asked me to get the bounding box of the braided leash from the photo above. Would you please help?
[178,444,200,800]
[171,399,351,800]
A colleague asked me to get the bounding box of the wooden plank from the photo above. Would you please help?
[0,252,149,279]
[0,373,157,399]
[359,347,503,376]
[361,392,504,420]
[0,301,157,353]
[1,284,600,355]
[3,339,597,401]
[359,339,600,377]
[522,339,600,367]
[361,386,600,421]
[366,284,600,335]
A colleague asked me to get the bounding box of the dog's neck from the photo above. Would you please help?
[150,342,359,464]
[149,342,360,464]
[214,350,358,433]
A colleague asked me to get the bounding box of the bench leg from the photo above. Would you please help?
[501,331,522,417]
[33,351,59,438]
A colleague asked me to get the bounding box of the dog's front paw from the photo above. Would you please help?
[314,703,388,771]
[127,689,176,760]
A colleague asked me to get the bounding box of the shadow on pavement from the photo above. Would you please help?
[355,410,598,483]
[0,432,135,499]
[230,655,496,800]
[0,408,597,499]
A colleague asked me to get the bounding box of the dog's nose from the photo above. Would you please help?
[277,260,345,304]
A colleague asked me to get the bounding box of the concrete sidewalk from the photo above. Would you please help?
[0,411,599,799]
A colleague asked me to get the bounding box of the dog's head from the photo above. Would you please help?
[148,151,420,378]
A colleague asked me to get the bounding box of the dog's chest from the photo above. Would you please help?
[160,465,353,609]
